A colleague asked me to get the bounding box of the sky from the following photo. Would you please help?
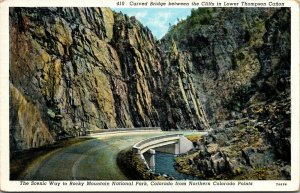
[112,8,192,39]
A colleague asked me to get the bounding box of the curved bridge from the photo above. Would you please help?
[132,134,194,170]
[19,130,203,181]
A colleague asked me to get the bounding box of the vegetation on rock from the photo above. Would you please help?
[166,8,291,180]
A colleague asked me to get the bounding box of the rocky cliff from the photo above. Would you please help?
[162,8,290,124]
[167,8,291,180]
[10,7,211,151]
[10,7,158,150]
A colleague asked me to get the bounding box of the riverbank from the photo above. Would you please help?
[174,96,291,180]
[117,148,172,180]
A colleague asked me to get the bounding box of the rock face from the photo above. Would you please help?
[10,7,211,151]
[171,8,291,180]
[9,7,158,150]
[159,39,211,130]
[162,8,289,124]
[10,83,54,150]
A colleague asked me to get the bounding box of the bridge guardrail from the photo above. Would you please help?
[86,127,161,135]
[132,133,182,154]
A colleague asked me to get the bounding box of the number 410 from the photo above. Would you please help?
[117,1,125,6]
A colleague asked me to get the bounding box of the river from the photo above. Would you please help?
[155,152,199,180]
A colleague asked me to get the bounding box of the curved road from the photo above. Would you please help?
[20,131,201,180]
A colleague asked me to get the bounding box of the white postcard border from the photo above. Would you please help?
[0,0,299,191]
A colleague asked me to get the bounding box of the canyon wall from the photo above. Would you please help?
[169,8,291,179]
[9,7,211,151]
[162,8,290,124]
[9,7,290,154]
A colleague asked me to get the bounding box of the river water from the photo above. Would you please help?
[154,152,198,180]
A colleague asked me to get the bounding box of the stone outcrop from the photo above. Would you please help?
[176,108,290,180]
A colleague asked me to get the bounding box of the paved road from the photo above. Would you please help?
[20,131,202,180]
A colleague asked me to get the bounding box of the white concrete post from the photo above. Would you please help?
[148,149,156,171]
[175,142,180,154]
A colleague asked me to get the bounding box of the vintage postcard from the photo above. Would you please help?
[0,0,299,191]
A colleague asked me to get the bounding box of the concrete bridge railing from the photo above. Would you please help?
[132,134,180,154]
[132,134,194,170]
[85,127,161,135]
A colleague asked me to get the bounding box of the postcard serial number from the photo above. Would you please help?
[276,182,287,186]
